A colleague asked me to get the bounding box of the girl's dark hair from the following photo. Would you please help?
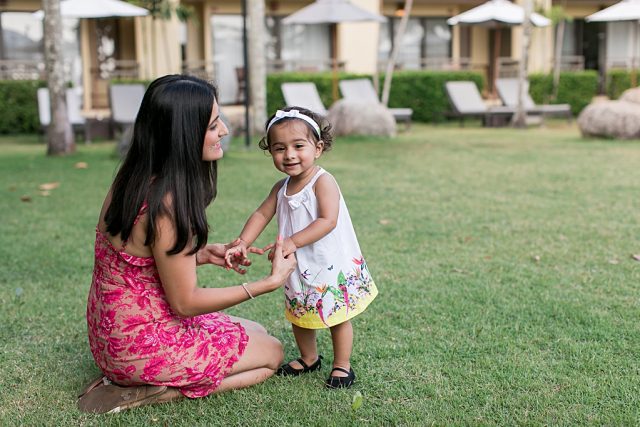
[105,74,218,255]
[258,106,333,151]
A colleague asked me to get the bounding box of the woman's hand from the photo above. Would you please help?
[196,240,252,274]
[266,237,296,261]
[267,235,297,290]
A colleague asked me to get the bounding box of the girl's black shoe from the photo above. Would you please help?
[325,367,356,389]
[276,355,323,376]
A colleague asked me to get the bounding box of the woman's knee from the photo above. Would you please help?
[234,330,283,373]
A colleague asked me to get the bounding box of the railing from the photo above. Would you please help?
[182,60,217,81]
[606,57,639,70]
[267,59,346,73]
[0,59,46,80]
[558,55,585,71]
[376,57,481,72]
[93,59,140,80]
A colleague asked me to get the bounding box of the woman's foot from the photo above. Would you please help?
[276,355,323,376]
[77,377,184,414]
[325,367,356,389]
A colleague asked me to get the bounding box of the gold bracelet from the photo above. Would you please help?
[241,282,254,300]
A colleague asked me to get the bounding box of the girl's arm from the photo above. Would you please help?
[224,180,282,266]
[285,173,340,254]
[152,212,296,317]
[237,180,282,245]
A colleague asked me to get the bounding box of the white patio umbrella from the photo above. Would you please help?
[586,0,640,86]
[34,0,149,19]
[447,0,551,96]
[282,0,386,101]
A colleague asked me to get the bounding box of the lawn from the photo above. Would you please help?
[1,123,639,425]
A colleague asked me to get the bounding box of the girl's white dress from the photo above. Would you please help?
[276,167,377,329]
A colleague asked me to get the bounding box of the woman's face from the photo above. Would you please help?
[202,101,229,162]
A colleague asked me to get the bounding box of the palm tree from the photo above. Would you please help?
[381,0,413,106]
[548,5,571,99]
[43,0,75,155]
[512,0,533,128]
[248,0,267,135]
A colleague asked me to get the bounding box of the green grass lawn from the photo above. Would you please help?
[1,123,639,425]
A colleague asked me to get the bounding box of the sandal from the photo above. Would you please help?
[77,376,177,414]
[325,367,356,389]
[276,355,323,376]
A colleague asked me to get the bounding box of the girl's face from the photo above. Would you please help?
[202,101,229,162]
[268,120,323,179]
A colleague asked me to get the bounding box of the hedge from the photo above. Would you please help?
[604,69,640,100]
[529,71,598,116]
[0,69,601,135]
[267,70,485,123]
[0,80,46,134]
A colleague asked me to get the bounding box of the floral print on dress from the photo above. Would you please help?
[86,230,248,398]
[285,256,375,326]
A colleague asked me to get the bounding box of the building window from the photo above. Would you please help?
[378,17,451,70]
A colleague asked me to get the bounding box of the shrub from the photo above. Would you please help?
[0,80,46,134]
[529,71,598,115]
[605,69,637,100]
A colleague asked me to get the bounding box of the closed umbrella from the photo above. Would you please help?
[447,0,551,96]
[586,0,640,86]
[283,0,386,101]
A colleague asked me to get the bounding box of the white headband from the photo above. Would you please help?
[266,109,321,138]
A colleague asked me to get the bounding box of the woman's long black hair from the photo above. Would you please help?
[105,74,218,255]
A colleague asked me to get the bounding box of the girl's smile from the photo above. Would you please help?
[268,120,323,183]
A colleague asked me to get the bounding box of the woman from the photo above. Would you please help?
[78,75,296,413]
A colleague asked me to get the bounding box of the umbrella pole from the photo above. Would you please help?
[331,23,339,103]
[633,21,638,87]
[492,28,501,99]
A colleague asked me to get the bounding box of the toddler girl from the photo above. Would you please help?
[225,106,377,388]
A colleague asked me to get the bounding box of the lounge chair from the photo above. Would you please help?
[444,81,515,127]
[37,87,89,142]
[281,82,328,115]
[109,83,146,135]
[339,78,413,129]
[495,78,572,121]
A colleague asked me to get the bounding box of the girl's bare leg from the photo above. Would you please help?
[285,324,319,369]
[214,317,284,393]
[329,320,353,377]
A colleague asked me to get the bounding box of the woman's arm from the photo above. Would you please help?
[152,212,296,318]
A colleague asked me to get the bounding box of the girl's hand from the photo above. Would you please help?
[267,237,296,261]
[198,241,253,274]
[268,235,297,288]
[224,238,248,268]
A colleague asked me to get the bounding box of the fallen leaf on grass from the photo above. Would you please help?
[532,255,541,263]
[38,182,60,191]
[39,191,50,197]
[378,219,390,225]
[608,259,619,265]
[20,195,32,202]
[74,162,88,169]
[351,391,363,411]
[631,254,640,262]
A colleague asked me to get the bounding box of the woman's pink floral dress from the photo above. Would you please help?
[87,213,248,398]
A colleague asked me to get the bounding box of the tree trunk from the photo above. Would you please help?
[512,0,532,128]
[381,0,413,106]
[552,19,565,99]
[43,0,75,155]
[248,0,267,134]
